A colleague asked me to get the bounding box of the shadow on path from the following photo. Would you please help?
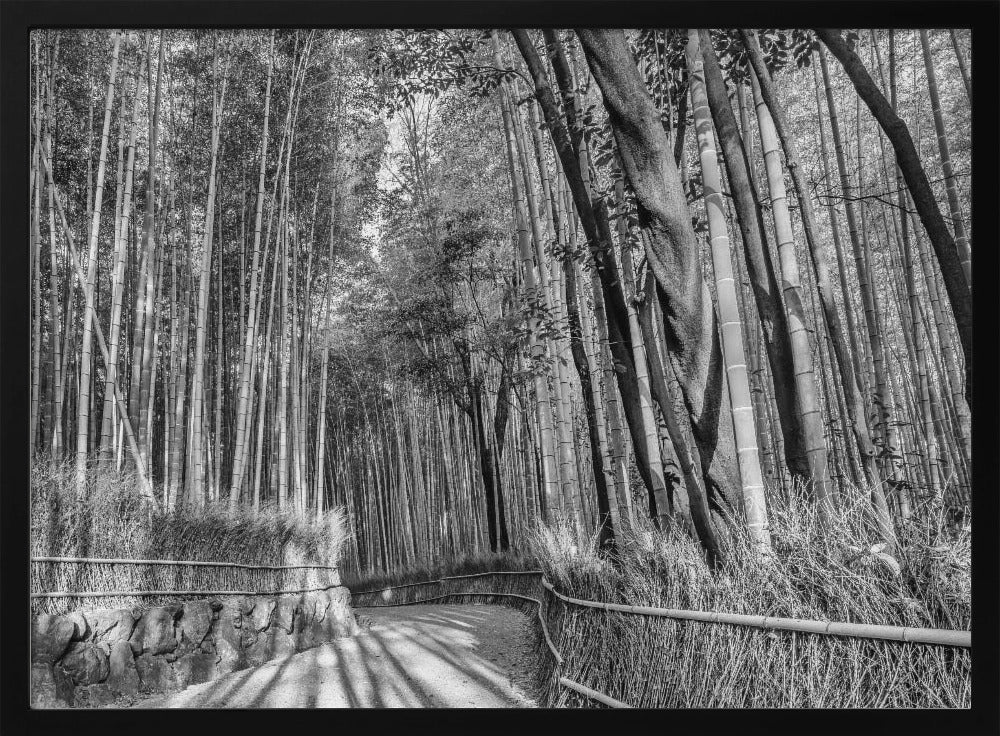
[134,604,536,708]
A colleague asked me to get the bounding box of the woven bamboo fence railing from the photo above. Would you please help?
[350,569,971,708]
[30,556,345,616]
[32,562,971,707]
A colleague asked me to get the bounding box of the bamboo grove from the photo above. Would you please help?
[29,28,972,574]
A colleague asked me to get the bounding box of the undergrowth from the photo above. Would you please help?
[31,459,351,616]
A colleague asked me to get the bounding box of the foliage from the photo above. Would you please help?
[527,478,969,707]
[368,29,517,114]
[30,26,973,683]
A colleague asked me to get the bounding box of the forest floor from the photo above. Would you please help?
[135,604,538,708]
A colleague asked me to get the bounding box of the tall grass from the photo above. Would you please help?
[530,480,970,708]
[31,459,351,616]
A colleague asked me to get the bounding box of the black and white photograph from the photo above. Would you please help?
[5,1,996,724]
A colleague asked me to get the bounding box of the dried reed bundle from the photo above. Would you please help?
[31,460,351,616]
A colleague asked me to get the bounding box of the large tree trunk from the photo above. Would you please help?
[614,175,671,528]
[513,29,663,515]
[575,29,747,530]
[637,273,723,562]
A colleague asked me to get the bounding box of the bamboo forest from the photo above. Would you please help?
[28,27,974,709]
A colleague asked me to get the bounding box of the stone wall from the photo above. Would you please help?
[30,586,358,708]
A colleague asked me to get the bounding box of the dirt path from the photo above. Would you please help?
[135,604,538,708]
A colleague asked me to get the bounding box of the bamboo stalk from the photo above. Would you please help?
[75,32,122,496]
[559,678,632,709]
[541,580,969,647]
[919,30,971,289]
[35,117,158,510]
[689,31,772,545]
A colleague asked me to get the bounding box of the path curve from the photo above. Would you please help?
[135,604,538,708]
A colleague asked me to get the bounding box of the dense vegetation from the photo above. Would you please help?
[30,27,970,560]
[30,27,972,706]
[31,461,349,617]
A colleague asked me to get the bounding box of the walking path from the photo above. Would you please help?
[136,604,538,708]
